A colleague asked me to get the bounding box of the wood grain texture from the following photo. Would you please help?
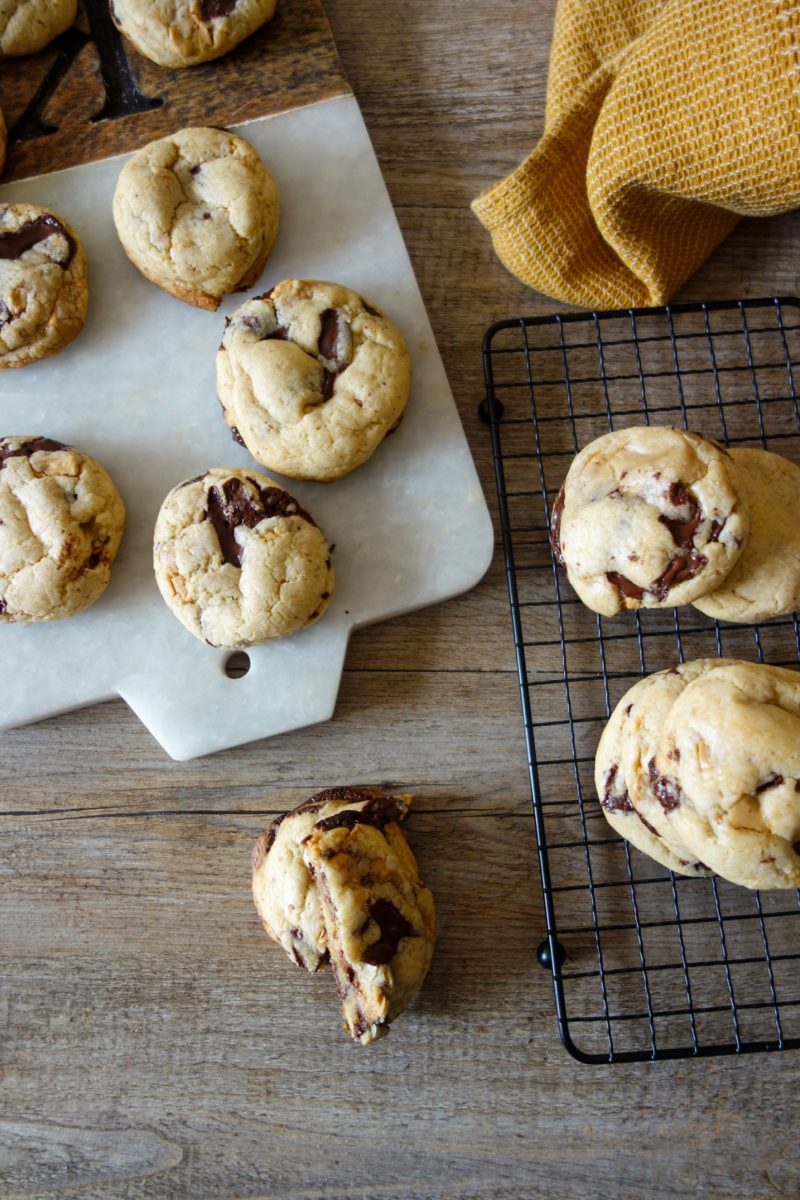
[0,0,349,181]
[3,0,800,1197]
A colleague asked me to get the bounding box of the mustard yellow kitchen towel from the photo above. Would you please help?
[472,0,800,308]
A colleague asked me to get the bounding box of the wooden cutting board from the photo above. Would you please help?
[0,0,350,181]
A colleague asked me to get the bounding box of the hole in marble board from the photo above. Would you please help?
[225,651,250,679]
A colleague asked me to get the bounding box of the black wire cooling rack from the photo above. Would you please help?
[482,297,800,1064]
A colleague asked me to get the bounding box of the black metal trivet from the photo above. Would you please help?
[482,297,800,1063]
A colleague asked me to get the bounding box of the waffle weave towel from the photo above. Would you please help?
[472,0,800,308]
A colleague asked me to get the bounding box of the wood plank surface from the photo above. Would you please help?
[3,1,800,1197]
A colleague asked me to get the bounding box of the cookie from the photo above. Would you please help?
[251,787,411,973]
[595,671,712,877]
[0,0,76,57]
[302,800,435,1045]
[153,466,334,648]
[0,437,125,621]
[0,203,88,369]
[0,107,6,176]
[652,662,800,889]
[216,280,412,482]
[112,126,280,311]
[551,426,749,616]
[693,447,800,624]
[110,0,277,68]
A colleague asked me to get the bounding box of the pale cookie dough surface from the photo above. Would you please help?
[217,279,412,482]
[595,672,712,877]
[693,447,800,624]
[110,0,276,67]
[153,466,334,648]
[551,426,749,616]
[252,788,410,974]
[0,203,88,369]
[0,0,76,57]
[302,802,435,1045]
[113,126,280,311]
[0,437,125,621]
[652,662,800,889]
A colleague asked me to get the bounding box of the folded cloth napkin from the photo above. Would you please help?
[472,0,800,309]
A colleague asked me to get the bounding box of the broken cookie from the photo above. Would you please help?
[251,787,435,1044]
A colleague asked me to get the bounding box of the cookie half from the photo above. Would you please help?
[0,0,76,57]
[110,0,277,67]
[0,203,88,369]
[652,662,800,889]
[217,280,412,482]
[252,787,410,973]
[551,426,749,616]
[693,447,800,624]
[113,126,280,310]
[302,802,435,1045]
[595,672,712,877]
[0,437,125,621]
[153,466,334,648]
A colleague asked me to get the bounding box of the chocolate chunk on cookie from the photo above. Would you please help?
[113,127,279,311]
[251,787,410,973]
[216,280,412,481]
[0,204,88,369]
[110,0,276,67]
[552,426,749,616]
[153,466,334,648]
[0,436,125,621]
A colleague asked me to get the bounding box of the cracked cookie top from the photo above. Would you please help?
[112,126,280,310]
[110,0,277,68]
[0,0,76,57]
[216,279,412,482]
[0,437,125,622]
[0,203,88,370]
[153,466,334,648]
[551,426,749,616]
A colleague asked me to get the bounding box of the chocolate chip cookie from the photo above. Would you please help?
[694,447,800,624]
[0,0,76,56]
[252,787,411,973]
[651,662,800,889]
[0,203,88,369]
[113,126,280,311]
[0,107,6,176]
[302,798,436,1045]
[111,0,276,67]
[594,669,713,877]
[216,280,412,481]
[551,426,749,616]
[153,466,334,648]
[0,437,125,622]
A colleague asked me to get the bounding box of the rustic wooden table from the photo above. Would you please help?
[3,2,800,1197]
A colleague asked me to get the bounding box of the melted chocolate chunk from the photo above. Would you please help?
[362,301,381,317]
[267,325,290,340]
[0,300,10,326]
[361,899,414,966]
[623,704,633,717]
[659,505,702,549]
[0,598,6,614]
[637,812,661,838]
[709,519,726,543]
[649,549,707,601]
[0,437,67,471]
[181,473,206,488]
[607,571,645,600]
[321,368,337,402]
[549,486,566,565]
[200,0,237,16]
[205,477,314,567]
[0,215,76,265]
[756,774,784,794]
[601,765,634,813]
[648,757,682,812]
[189,164,202,176]
[793,841,800,856]
[318,308,344,363]
[230,425,245,446]
[666,481,691,507]
[314,794,406,834]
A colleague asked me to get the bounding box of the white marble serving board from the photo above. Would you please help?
[0,94,493,760]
